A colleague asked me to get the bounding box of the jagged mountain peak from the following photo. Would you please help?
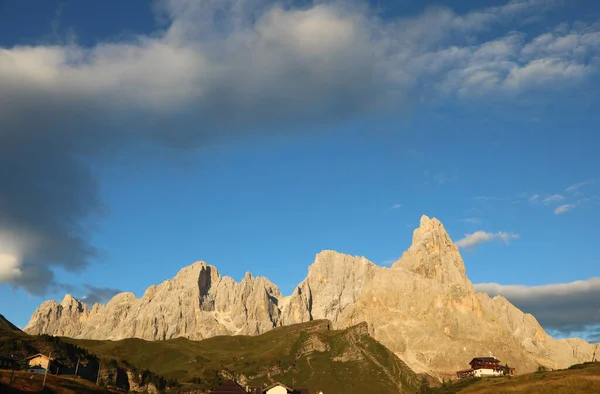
[393,215,470,289]
[172,260,219,281]
[60,293,78,305]
[23,215,596,378]
[414,215,453,244]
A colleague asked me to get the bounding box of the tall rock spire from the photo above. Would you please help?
[393,215,473,291]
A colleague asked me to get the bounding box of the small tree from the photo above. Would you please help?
[419,376,431,394]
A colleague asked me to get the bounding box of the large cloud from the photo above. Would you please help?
[476,278,600,341]
[1,0,600,294]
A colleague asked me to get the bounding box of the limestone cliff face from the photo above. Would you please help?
[25,295,90,338]
[26,262,282,340]
[24,215,597,378]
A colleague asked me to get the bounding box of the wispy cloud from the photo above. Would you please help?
[388,204,403,210]
[434,172,458,185]
[459,217,483,224]
[554,204,575,215]
[380,256,402,267]
[455,230,520,250]
[566,180,595,193]
[475,278,600,341]
[528,194,540,203]
[474,195,506,202]
[542,194,565,205]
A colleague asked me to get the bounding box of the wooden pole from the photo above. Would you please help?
[96,362,102,385]
[73,357,80,382]
[42,352,51,388]
[8,367,15,387]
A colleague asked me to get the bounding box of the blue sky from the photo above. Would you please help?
[0,0,599,341]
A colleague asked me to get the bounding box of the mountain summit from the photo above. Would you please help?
[393,215,471,290]
[24,215,596,379]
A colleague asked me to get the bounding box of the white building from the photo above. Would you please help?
[456,357,515,379]
[472,367,504,377]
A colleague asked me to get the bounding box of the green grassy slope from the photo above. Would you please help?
[65,320,421,393]
[0,314,24,336]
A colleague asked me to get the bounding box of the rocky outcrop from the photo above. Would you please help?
[24,295,90,338]
[26,262,282,340]
[24,215,597,378]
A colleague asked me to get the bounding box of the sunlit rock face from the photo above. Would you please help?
[25,215,596,378]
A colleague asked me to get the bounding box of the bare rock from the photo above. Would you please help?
[24,215,597,379]
[25,261,281,340]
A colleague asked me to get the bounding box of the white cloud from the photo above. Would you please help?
[0,254,22,282]
[455,230,520,249]
[554,204,576,215]
[475,278,600,340]
[0,230,36,283]
[389,204,403,210]
[542,194,566,205]
[528,194,540,203]
[1,1,597,115]
[566,180,595,193]
[1,0,599,294]
[413,20,600,98]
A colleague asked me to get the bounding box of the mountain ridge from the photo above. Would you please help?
[24,215,597,379]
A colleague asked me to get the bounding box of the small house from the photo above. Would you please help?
[25,353,54,372]
[456,357,515,378]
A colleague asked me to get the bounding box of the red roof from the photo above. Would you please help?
[470,357,500,364]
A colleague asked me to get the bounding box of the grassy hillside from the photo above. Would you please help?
[0,314,24,336]
[429,362,600,394]
[0,370,121,394]
[65,320,421,393]
[0,314,93,372]
[0,315,172,393]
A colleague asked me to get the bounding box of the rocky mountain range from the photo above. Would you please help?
[24,215,598,379]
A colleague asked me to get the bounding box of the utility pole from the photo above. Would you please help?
[43,352,52,388]
[73,357,80,382]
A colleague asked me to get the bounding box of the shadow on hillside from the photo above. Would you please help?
[0,383,54,394]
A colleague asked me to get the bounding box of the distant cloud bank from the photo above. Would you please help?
[475,278,600,342]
